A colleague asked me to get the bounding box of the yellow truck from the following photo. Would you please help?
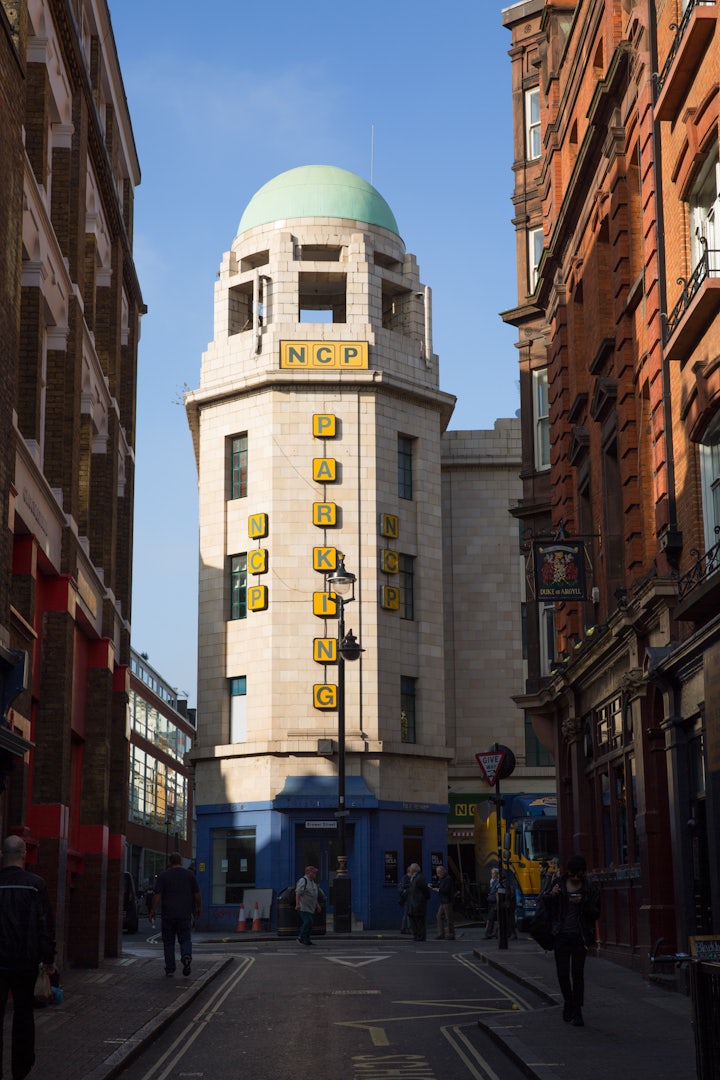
[475,793,558,924]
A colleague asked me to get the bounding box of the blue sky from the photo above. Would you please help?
[110,1,520,706]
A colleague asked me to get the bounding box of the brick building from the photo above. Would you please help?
[0,0,142,965]
[502,0,720,972]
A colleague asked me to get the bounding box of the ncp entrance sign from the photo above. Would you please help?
[476,751,506,786]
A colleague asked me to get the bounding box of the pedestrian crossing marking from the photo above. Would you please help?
[325,954,394,968]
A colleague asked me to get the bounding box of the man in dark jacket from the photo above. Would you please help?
[433,865,455,940]
[0,835,56,1080]
[406,863,431,941]
[151,852,201,977]
[547,853,601,1027]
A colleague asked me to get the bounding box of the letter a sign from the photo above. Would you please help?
[476,751,506,786]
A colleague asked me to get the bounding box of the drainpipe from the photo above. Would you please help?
[648,3,682,566]
[424,285,432,365]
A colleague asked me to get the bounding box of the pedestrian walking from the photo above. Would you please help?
[150,852,201,978]
[433,865,455,940]
[398,867,412,933]
[484,867,500,938]
[0,834,56,1080]
[295,865,321,945]
[539,860,551,895]
[505,882,518,940]
[547,854,600,1027]
[406,863,431,941]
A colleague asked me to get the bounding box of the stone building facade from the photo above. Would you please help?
[0,0,142,965]
[442,424,554,879]
[502,0,720,972]
[186,166,538,930]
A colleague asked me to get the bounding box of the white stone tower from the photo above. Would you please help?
[186,166,456,930]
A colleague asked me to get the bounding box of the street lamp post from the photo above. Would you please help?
[326,554,361,934]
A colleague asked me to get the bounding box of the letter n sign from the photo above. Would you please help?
[248,513,268,539]
[313,638,337,663]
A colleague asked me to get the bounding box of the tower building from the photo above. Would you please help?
[186,166,458,929]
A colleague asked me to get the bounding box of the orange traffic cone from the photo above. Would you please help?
[236,904,247,932]
[251,902,262,932]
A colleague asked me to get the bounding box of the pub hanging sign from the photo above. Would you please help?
[534,540,586,601]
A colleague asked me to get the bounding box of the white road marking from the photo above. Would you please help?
[325,954,394,968]
[441,1024,504,1080]
[135,957,255,1080]
[452,952,534,1011]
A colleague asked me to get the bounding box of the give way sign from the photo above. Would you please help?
[475,751,506,786]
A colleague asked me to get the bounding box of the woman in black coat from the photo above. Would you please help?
[546,854,601,1027]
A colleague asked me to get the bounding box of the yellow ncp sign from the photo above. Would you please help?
[280,341,368,369]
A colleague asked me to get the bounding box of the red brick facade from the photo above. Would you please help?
[0,1,142,966]
[504,0,720,972]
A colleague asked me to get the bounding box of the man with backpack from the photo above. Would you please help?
[295,865,321,946]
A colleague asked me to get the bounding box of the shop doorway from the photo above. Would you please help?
[297,825,353,912]
[403,827,423,876]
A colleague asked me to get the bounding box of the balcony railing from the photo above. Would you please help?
[663,238,719,344]
[678,529,720,602]
[656,0,715,98]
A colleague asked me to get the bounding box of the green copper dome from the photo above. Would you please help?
[236,165,399,237]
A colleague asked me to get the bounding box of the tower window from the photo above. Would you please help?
[400,676,417,743]
[398,435,414,500]
[230,434,248,499]
[230,677,247,743]
[230,554,247,620]
[299,273,346,323]
[399,554,415,620]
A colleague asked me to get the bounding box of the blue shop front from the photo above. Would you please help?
[193,775,449,933]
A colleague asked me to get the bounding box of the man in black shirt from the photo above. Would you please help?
[0,835,56,1079]
[151,853,201,978]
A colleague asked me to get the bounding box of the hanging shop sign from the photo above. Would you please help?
[534,540,586,601]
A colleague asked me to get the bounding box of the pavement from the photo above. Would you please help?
[473,937,697,1080]
[17,924,697,1079]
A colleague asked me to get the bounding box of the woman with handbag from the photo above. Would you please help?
[546,854,600,1027]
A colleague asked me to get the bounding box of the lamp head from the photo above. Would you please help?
[340,629,363,662]
[327,553,356,597]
